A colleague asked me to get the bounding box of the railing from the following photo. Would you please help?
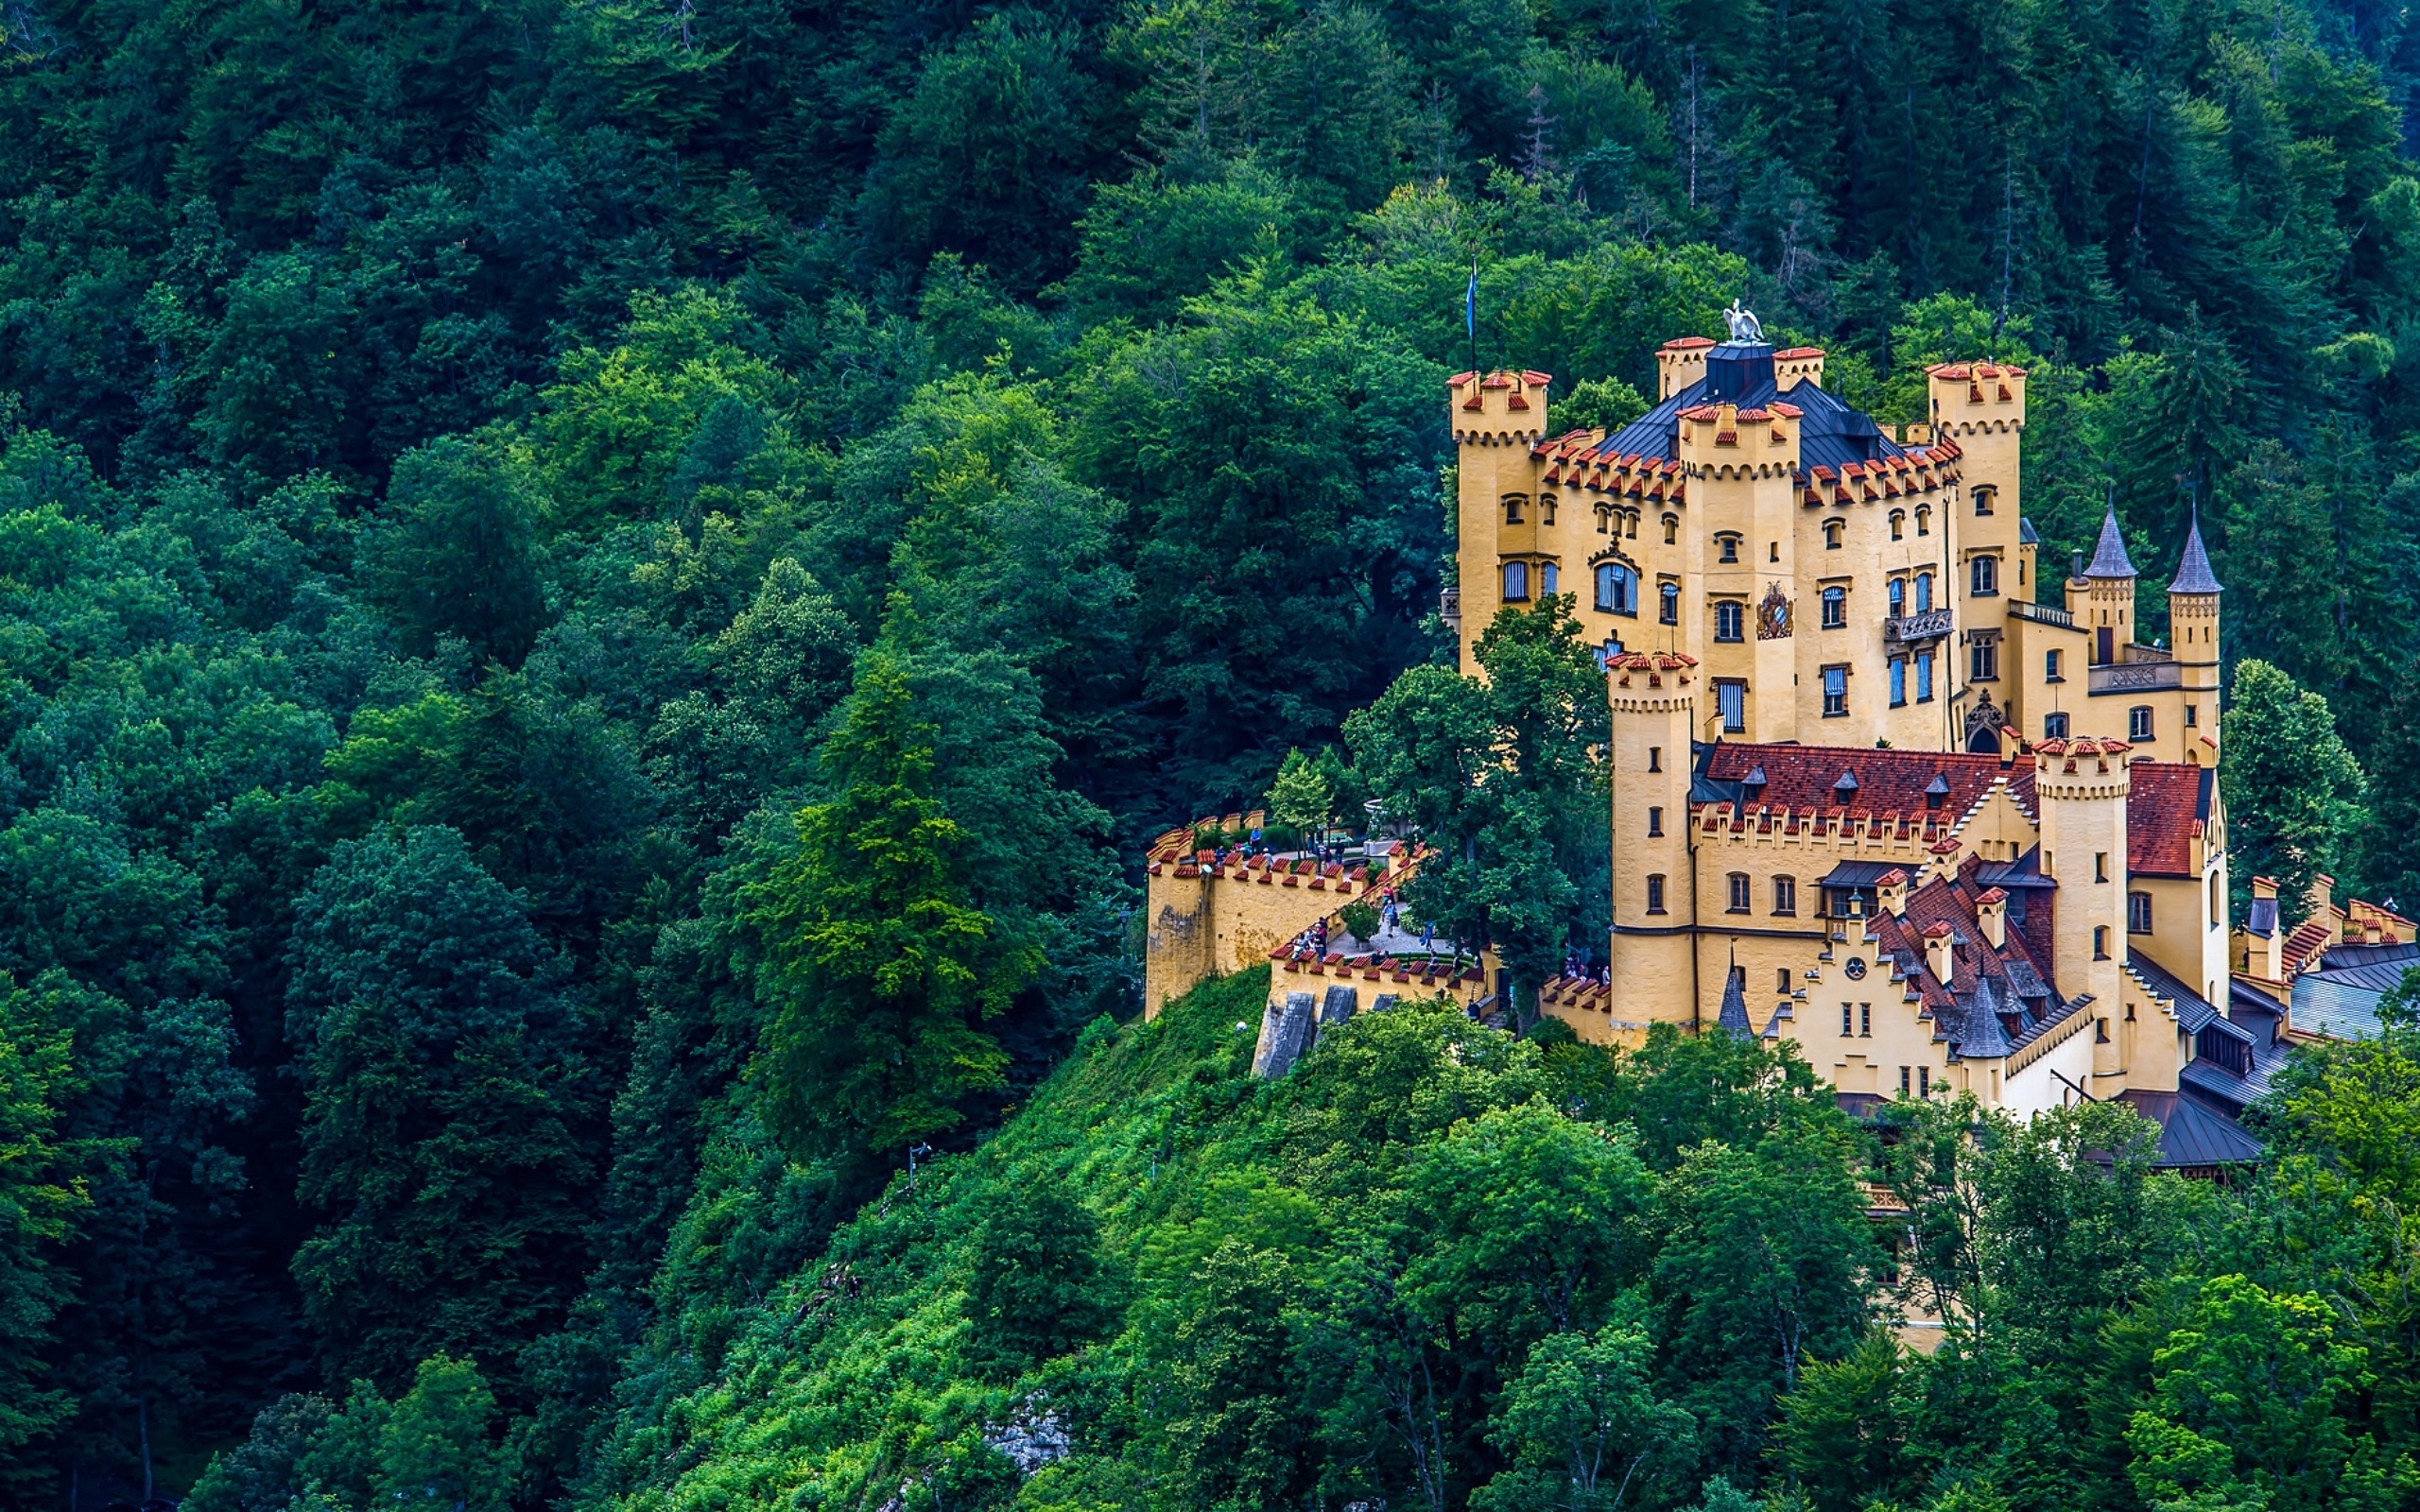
[2006,598,2073,627]
[2088,660,2181,695]
[1884,609,1954,644]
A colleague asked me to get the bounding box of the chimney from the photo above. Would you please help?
[1977,887,2008,949]
[2308,871,2337,928]
[1878,868,1910,918]
[1925,920,1955,987]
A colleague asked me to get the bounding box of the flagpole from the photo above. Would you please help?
[1466,255,1478,379]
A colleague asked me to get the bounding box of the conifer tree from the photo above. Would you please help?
[746,652,1035,1162]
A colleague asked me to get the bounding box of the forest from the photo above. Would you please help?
[9,0,2420,1505]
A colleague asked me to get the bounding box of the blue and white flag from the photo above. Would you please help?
[1465,258,1478,340]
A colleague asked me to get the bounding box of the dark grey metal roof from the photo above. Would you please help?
[2085,503,2137,578]
[1717,970,1752,1039]
[2169,508,2221,595]
[2118,1090,2265,1168]
[1975,846,2058,890]
[1597,345,1906,472]
[2019,518,2041,545]
[2318,940,2420,972]
[1945,980,2014,1058]
[1820,859,1904,888]
[2127,950,2225,1035]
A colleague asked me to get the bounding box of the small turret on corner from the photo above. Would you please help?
[2168,507,2222,765]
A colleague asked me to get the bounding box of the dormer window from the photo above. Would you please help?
[1924,774,1948,811]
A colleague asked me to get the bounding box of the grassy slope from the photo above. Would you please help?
[593,968,1582,1512]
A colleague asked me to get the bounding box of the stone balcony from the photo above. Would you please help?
[1884,608,1954,645]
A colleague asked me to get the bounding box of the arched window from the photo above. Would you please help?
[1915,505,1931,536]
[1915,572,1934,611]
[1821,586,1846,628]
[1824,519,1843,549]
[1717,533,1741,563]
[1890,509,1906,541]
[1595,503,1613,534]
[1662,514,1679,544]
[1503,495,1525,524]
[1659,582,1680,625]
[1502,561,1530,601]
[1970,556,1997,595]
[1625,510,1639,539]
[1595,561,1637,615]
[1715,601,1744,641]
[1540,494,1558,525]
[1973,485,1996,516]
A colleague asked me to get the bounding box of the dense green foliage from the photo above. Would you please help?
[180,971,2420,1512]
[10,0,2420,1503]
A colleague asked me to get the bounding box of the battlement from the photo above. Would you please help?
[1451,369,1552,446]
[1925,361,2029,434]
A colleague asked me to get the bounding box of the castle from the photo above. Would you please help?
[1138,318,2308,1168]
[1461,328,2257,1161]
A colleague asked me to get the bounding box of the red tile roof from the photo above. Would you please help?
[1695,744,2031,821]
[2125,763,2211,879]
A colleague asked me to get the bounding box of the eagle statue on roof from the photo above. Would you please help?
[1722,300,1764,343]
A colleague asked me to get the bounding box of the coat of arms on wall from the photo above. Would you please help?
[1755,582,1792,639]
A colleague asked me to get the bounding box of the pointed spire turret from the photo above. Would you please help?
[2169,506,2222,595]
[2084,502,2137,579]
[1716,968,1752,1039]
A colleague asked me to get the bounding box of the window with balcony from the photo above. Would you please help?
[1915,572,1934,611]
[1889,578,1906,617]
[1502,561,1529,601]
[1716,601,1744,641]
[1821,586,1846,628]
[1889,656,1907,707]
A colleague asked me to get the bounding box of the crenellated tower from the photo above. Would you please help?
[1606,651,1699,1028]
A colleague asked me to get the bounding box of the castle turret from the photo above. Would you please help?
[1606,651,1699,1029]
[2168,507,2222,765]
[1450,369,1554,668]
[2076,504,2136,666]
[2034,736,2132,1089]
